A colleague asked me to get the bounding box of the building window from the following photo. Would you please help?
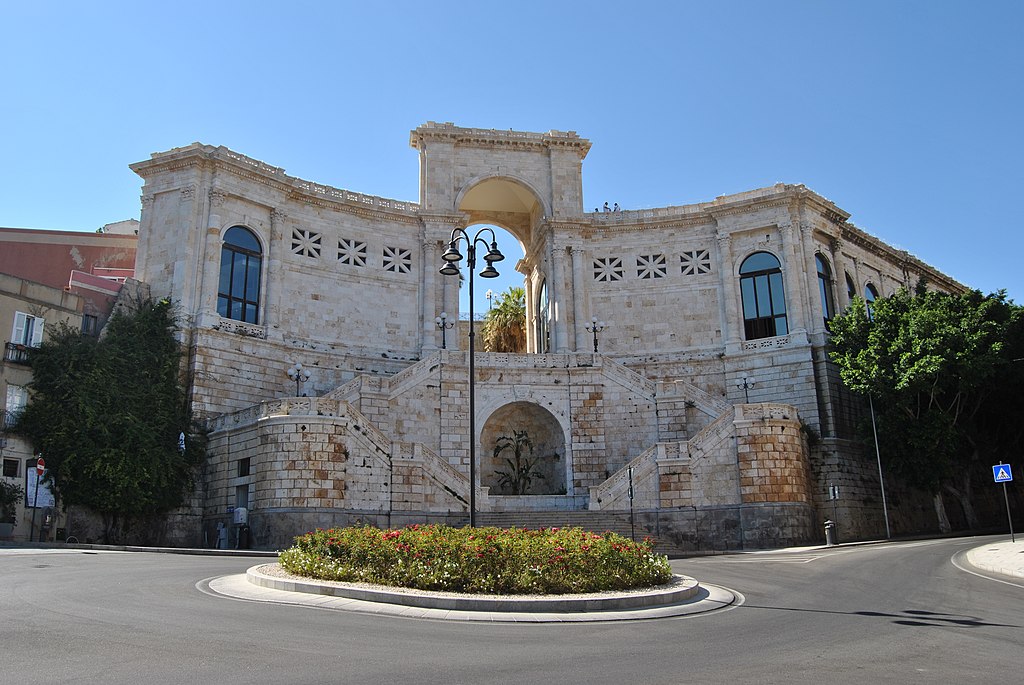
[237,457,251,478]
[865,283,879,320]
[2,458,17,478]
[290,229,322,259]
[4,384,28,430]
[382,246,412,274]
[681,249,712,276]
[217,226,262,324]
[235,484,249,511]
[81,314,99,336]
[739,252,788,340]
[338,238,367,267]
[816,254,834,327]
[636,254,666,279]
[536,280,551,353]
[593,257,623,282]
[11,312,44,347]
[846,273,856,303]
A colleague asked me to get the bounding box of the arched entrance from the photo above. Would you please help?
[479,401,567,495]
[413,123,592,354]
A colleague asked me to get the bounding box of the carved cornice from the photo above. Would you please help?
[839,222,965,293]
[131,143,421,223]
[410,121,592,159]
[417,212,469,228]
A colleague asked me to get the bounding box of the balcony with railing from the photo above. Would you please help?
[1,409,22,432]
[3,342,31,364]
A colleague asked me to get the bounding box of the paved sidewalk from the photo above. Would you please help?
[964,538,1024,579]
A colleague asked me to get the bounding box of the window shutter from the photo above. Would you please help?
[30,317,44,346]
[12,312,27,344]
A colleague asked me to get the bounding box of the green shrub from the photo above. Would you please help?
[279,524,672,595]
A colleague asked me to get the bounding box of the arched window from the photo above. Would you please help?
[845,273,856,303]
[217,226,262,323]
[739,252,788,340]
[536,280,550,353]
[865,283,879,320]
[816,254,834,327]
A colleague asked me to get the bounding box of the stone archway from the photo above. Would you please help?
[479,401,566,495]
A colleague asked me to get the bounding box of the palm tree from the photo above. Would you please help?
[482,286,526,353]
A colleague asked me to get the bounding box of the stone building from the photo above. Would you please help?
[129,123,960,551]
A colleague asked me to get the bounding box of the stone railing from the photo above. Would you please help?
[600,357,657,396]
[293,181,419,214]
[589,444,659,510]
[684,409,737,463]
[742,334,791,351]
[219,147,420,215]
[656,379,731,416]
[734,402,797,423]
[324,376,364,402]
[386,352,441,396]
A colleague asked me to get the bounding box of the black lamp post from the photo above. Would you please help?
[435,311,454,349]
[585,317,606,353]
[737,377,754,403]
[438,227,504,527]
[287,363,310,396]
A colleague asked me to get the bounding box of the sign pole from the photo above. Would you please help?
[994,461,1015,543]
[1003,481,1014,543]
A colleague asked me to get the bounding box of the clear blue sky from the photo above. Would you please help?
[2,1,1021,315]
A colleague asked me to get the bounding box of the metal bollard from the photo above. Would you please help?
[824,519,836,546]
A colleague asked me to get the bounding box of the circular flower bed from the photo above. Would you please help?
[279,524,672,595]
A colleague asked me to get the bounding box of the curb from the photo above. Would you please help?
[247,564,700,613]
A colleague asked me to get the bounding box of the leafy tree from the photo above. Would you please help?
[494,430,545,495]
[829,285,1024,531]
[482,286,526,353]
[14,297,204,542]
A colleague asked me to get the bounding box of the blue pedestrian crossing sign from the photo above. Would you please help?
[993,464,1013,483]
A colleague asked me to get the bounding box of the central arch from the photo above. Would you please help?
[456,174,548,249]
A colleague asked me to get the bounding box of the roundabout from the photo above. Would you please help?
[203,563,740,623]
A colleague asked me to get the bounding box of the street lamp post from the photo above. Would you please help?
[287,363,310,397]
[585,318,606,353]
[438,227,504,528]
[485,289,494,312]
[737,377,755,403]
[434,311,454,350]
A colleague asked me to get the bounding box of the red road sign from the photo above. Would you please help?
[36,457,45,475]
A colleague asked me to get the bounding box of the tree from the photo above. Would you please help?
[828,285,1024,531]
[494,430,545,495]
[13,297,204,543]
[482,286,526,353]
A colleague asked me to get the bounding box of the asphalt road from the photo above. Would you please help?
[1,537,1021,684]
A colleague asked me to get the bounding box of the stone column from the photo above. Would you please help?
[136,194,155,283]
[523,268,536,353]
[570,245,587,352]
[801,223,826,335]
[830,237,850,310]
[267,208,288,331]
[197,188,227,320]
[551,241,569,353]
[716,232,742,348]
[421,238,439,351]
[781,221,809,336]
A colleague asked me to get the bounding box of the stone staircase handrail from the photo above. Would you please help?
[589,444,659,509]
